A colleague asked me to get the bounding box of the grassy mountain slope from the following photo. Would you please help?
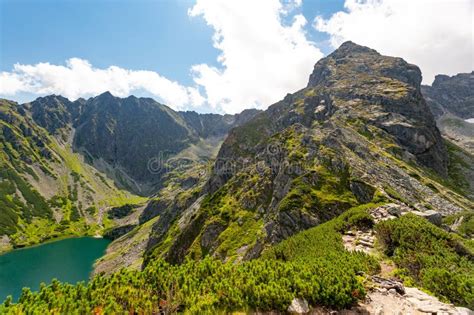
[0,93,258,252]
[142,41,473,266]
[0,98,145,251]
[3,203,473,313]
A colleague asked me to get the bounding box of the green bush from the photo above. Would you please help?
[443,211,474,238]
[1,257,367,313]
[263,205,379,274]
[1,206,380,313]
[376,214,474,307]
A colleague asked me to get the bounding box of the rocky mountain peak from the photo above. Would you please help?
[422,71,474,120]
[297,42,447,174]
[97,91,115,99]
[308,41,422,88]
[432,71,473,88]
[329,40,379,58]
[22,94,81,137]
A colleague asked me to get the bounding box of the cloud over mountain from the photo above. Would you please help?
[314,0,474,84]
[188,0,323,113]
[1,0,472,112]
[0,58,204,110]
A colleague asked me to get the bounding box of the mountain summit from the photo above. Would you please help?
[142,41,472,266]
[306,41,447,173]
[1,41,473,314]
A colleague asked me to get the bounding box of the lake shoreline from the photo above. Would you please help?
[0,232,105,256]
[0,237,111,301]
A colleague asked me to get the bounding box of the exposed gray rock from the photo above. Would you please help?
[200,222,226,251]
[410,210,442,226]
[455,307,474,315]
[288,298,309,314]
[104,224,136,240]
[350,180,376,203]
[404,287,468,314]
[361,289,473,315]
[369,203,409,223]
[371,276,405,294]
[422,72,474,120]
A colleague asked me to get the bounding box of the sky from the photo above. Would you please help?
[0,0,473,114]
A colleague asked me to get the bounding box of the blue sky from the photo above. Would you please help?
[1,0,472,113]
[1,0,342,86]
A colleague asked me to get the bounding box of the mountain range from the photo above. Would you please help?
[422,72,474,153]
[1,41,473,313]
[0,92,259,250]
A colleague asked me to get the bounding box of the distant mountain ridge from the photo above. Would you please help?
[421,72,474,153]
[422,72,474,119]
[0,92,259,251]
[21,92,260,195]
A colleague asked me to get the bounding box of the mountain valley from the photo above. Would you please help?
[1,41,473,313]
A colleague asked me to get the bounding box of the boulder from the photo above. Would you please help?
[386,204,403,217]
[455,307,474,315]
[372,276,405,294]
[404,287,470,314]
[350,180,376,203]
[288,298,310,314]
[410,210,442,226]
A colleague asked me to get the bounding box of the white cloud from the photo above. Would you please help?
[189,0,324,113]
[0,58,204,110]
[314,0,474,84]
[1,0,323,113]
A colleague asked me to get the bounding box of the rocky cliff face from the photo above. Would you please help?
[0,98,140,251]
[0,93,259,251]
[422,72,474,119]
[73,93,259,195]
[22,95,81,138]
[306,41,448,174]
[422,72,474,153]
[73,92,197,194]
[142,41,473,266]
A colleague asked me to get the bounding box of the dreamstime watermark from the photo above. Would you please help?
[146,142,307,177]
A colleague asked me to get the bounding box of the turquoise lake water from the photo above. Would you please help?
[0,237,110,301]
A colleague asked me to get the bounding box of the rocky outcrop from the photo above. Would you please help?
[350,180,376,203]
[103,224,136,240]
[144,41,472,265]
[343,230,376,254]
[409,210,443,226]
[422,72,474,153]
[288,298,310,314]
[361,286,473,315]
[422,72,474,119]
[73,92,258,195]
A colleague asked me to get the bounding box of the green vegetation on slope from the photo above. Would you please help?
[0,99,147,251]
[376,214,474,307]
[1,206,379,314]
[262,204,379,269]
[443,211,474,238]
